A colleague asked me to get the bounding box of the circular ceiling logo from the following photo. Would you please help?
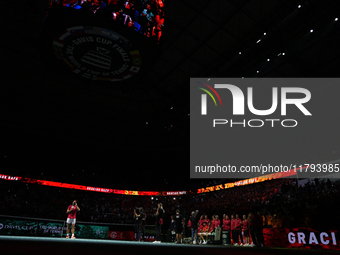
[53,26,142,81]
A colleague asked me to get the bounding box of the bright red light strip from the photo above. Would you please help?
[197,166,303,194]
[0,174,161,196]
[0,166,303,196]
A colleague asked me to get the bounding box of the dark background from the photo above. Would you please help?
[1,0,340,191]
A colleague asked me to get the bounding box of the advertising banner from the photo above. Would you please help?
[264,227,340,251]
[0,217,108,239]
[108,231,134,240]
[0,218,38,236]
[72,224,109,239]
[37,222,65,236]
[107,225,156,241]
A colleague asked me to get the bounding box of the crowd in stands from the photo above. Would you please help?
[49,0,164,43]
[1,177,339,234]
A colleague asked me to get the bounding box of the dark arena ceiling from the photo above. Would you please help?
[1,0,340,191]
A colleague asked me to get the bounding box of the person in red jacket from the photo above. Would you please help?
[222,214,226,227]
[235,214,242,245]
[211,215,220,239]
[242,215,250,246]
[211,215,216,229]
[187,218,192,229]
[230,215,238,245]
[197,222,203,234]
[196,222,202,244]
[201,221,214,245]
[66,200,80,239]
[207,221,214,237]
[198,222,209,244]
[203,215,210,225]
[223,214,231,245]
[199,215,204,229]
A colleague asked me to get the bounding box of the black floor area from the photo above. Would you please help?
[0,236,338,255]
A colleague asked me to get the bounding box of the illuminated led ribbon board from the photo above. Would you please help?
[0,168,298,196]
[0,174,187,196]
[197,167,300,194]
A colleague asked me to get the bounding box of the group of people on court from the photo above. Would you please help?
[162,210,265,246]
[188,212,265,246]
[64,200,164,240]
[65,200,264,247]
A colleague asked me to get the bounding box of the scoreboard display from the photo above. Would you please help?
[42,0,164,82]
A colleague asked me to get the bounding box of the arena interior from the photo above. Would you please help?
[1,0,340,254]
